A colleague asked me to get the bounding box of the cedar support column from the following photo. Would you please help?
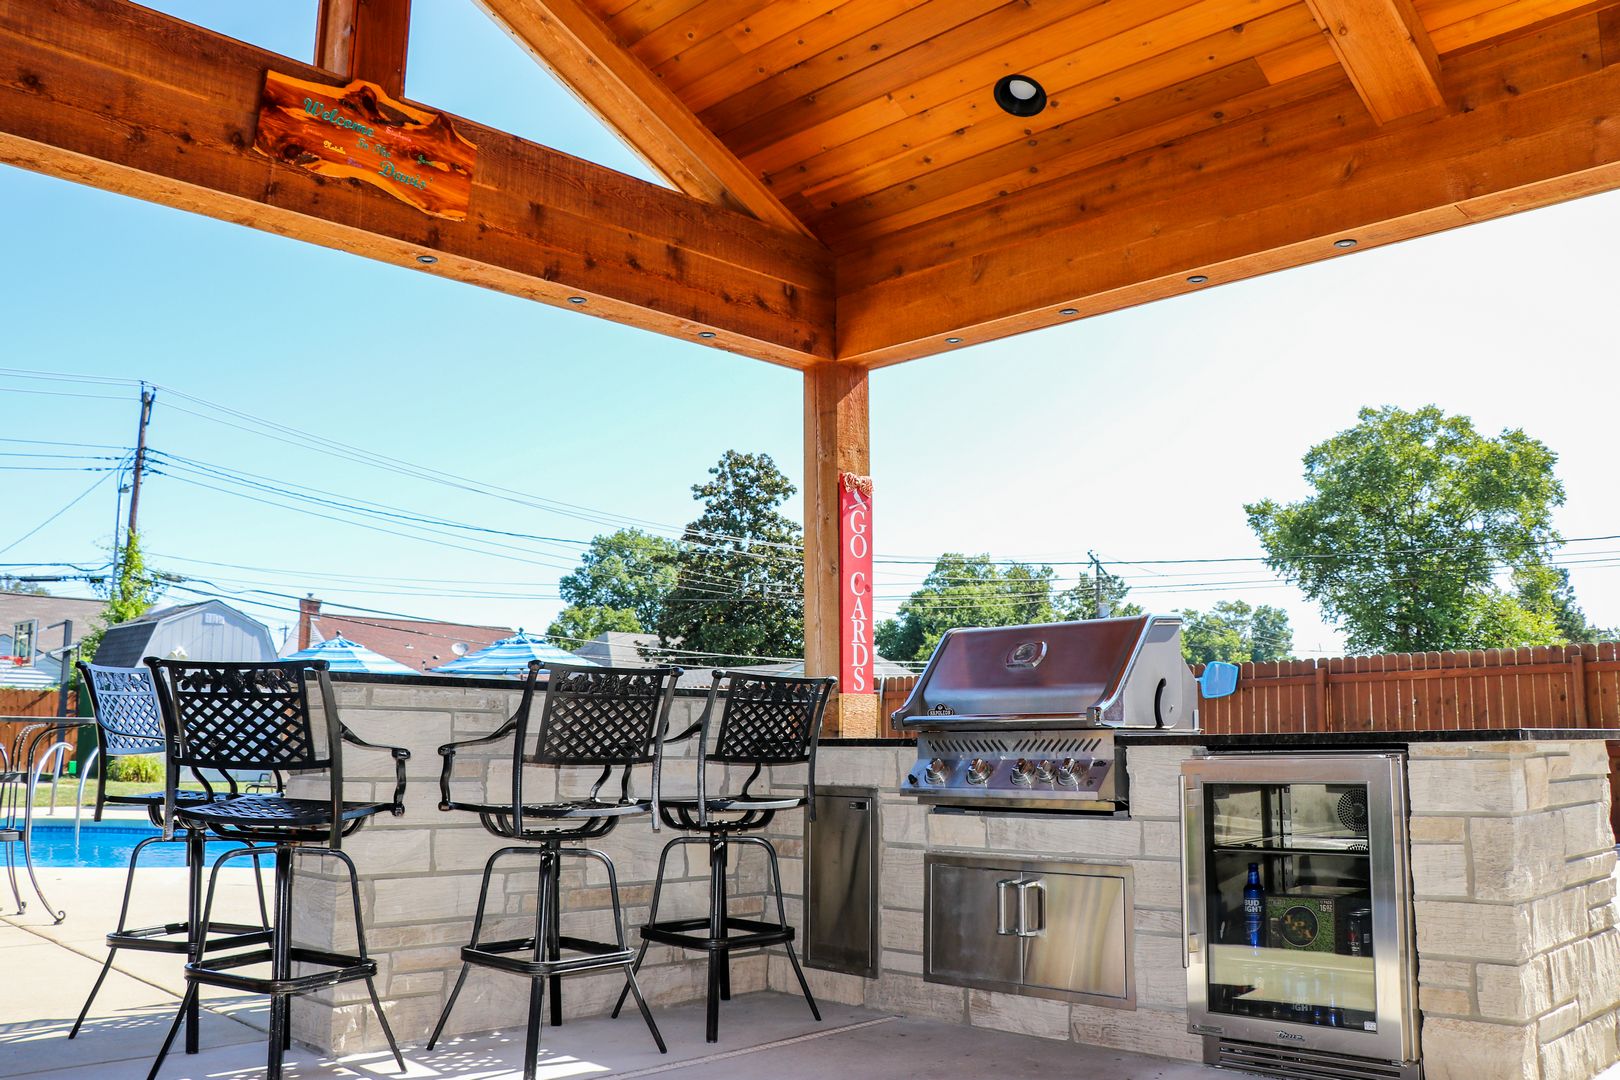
[804,363,872,736]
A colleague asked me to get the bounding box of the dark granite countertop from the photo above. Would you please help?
[1114,728,1615,747]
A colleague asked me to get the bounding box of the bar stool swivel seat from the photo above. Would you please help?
[426,661,681,1080]
[614,671,835,1043]
[142,658,410,1080]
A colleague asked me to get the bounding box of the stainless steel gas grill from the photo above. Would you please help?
[892,615,1195,813]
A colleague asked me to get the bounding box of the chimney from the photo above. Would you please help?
[298,594,321,650]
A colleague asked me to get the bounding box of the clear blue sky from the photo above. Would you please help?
[4,1,1619,659]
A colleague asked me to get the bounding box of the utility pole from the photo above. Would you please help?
[1090,551,1107,619]
[126,385,155,545]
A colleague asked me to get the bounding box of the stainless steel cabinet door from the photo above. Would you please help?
[1021,870,1131,1001]
[926,861,1022,988]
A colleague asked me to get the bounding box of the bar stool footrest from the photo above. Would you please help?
[464,935,634,977]
[640,916,794,951]
[185,946,376,995]
[108,921,272,954]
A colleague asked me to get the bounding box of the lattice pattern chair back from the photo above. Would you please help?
[711,672,835,765]
[77,662,165,757]
[526,664,680,767]
[145,659,333,772]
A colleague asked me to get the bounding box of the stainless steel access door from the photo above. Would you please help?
[925,852,1134,1007]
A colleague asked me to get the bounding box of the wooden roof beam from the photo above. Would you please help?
[316,0,413,99]
[0,0,831,369]
[475,0,815,238]
[1302,0,1445,123]
[835,14,1620,365]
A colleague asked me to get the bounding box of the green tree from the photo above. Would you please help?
[875,553,1058,662]
[1180,601,1294,664]
[79,531,167,660]
[0,575,50,595]
[1053,569,1140,621]
[1246,405,1572,653]
[545,529,678,642]
[654,451,804,665]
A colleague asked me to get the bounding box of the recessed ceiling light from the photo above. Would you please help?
[945,337,963,344]
[567,296,587,304]
[697,331,717,339]
[1187,275,1208,284]
[415,254,438,265]
[1059,308,1079,316]
[993,74,1048,117]
[1334,238,1358,249]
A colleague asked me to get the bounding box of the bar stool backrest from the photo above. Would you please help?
[76,662,164,756]
[696,671,836,823]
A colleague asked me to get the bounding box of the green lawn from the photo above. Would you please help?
[25,778,212,808]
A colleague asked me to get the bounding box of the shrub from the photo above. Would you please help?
[106,754,163,784]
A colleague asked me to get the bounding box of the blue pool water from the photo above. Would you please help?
[17,821,257,869]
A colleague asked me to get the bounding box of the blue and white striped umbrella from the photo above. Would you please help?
[430,631,596,676]
[284,635,419,675]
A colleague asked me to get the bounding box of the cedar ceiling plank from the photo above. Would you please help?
[835,14,1618,362]
[651,0,850,91]
[698,0,1012,132]
[477,0,815,236]
[0,0,831,367]
[631,0,776,70]
[315,0,412,99]
[779,2,1317,209]
[608,0,710,42]
[1301,0,1446,121]
[672,0,931,108]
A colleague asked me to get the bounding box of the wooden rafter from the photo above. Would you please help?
[1301,0,1445,123]
[315,0,413,99]
[0,0,832,368]
[836,12,1620,366]
[475,0,814,237]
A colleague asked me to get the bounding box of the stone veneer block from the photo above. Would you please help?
[1420,1017,1539,1080]
[968,990,1071,1040]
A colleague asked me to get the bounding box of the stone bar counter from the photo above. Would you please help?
[291,673,1620,1080]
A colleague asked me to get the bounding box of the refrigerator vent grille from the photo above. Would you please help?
[925,735,1104,755]
[1210,1039,1416,1080]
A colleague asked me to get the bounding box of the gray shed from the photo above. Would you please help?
[93,601,276,668]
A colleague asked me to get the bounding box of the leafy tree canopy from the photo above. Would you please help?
[1180,600,1294,664]
[875,554,1058,662]
[1054,569,1141,622]
[654,451,804,665]
[80,531,167,660]
[0,575,50,595]
[545,529,678,642]
[1246,405,1580,653]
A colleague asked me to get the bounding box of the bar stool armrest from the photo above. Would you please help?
[435,718,518,811]
[341,728,411,814]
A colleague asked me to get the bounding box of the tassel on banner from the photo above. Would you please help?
[839,471,874,498]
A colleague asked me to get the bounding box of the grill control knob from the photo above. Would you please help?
[1010,758,1037,786]
[1033,759,1056,784]
[924,758,950,785]
[966,758,993,786]
[1055,757,1080,786]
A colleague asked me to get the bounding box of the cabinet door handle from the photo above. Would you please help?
[995,877,1020,935]
[1015,878,1046,937]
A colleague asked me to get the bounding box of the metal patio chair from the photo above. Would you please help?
[0,720,73,922]
[613,670,835,1042]
[68,661,274,1044]
[426,661,681,1080]
[142,658,409,1080]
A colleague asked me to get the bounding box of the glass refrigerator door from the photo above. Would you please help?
[1201,780,1378,1032]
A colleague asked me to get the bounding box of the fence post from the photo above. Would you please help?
[1314,662,1330,732]
[1571,648,1589,727]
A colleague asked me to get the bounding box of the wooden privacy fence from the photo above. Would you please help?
[1195,644,1620,734]
[0,688,83,769]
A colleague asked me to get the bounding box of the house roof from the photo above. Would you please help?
[568,632,717,689]
[305,615,513,672]
[0,591,106,667]
[93,600,275,668]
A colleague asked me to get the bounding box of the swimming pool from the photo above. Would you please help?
[18,820,260,869]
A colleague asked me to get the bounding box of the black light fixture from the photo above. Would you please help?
[567,296,587,304]
[994,74,1047,117]
[697,331,717,339]
[1334,238,1358,249]
[1059,308,1079,316]
[415,254,438,265]
[945,336,963,344]
[1187,274,1209,284]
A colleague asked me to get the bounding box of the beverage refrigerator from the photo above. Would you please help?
[1181,753,1422,1079]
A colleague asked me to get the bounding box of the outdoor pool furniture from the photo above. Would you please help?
[0,719,74,921]
[427,660,681,1080]
[68,662,273,1045]
[142,658,409,1080]
[614,670,834,1043]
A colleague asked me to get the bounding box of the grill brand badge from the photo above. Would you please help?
[1004,641,1047,670]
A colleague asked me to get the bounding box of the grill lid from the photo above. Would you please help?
[891,615,1186,728]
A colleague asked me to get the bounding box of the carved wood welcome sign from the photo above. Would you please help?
[254,71,477,221]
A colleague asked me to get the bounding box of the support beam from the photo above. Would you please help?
[1302,0,1444,123]
[476,0,813,237]
[835,14,1620,365]
[316,0,412,99]
[0,0,832,368]
[803,362,872,737]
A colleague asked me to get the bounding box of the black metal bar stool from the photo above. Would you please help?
[613,670,835,1043]
[69,661,273,1047]
[142,658,410,1080]
[426,661,681,1080]
[0,721,73,922]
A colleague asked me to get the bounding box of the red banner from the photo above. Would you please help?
[839,474,875,695]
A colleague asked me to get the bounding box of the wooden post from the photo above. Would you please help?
[1314,661,1331,732]
[1571,647,1589,727]
[316,0,413,99]
[804,362,871,736]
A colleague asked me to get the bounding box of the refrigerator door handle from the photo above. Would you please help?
[1180,773,1196,970]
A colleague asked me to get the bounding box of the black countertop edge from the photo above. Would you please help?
[821,737,916,747]
[328,670,715,697]
[1114,728,1616,746]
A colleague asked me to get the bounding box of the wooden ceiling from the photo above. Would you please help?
[2,0,1618,369]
